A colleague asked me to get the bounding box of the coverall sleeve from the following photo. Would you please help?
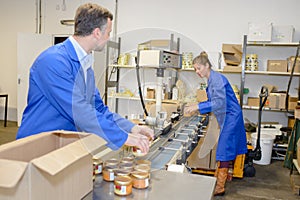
[94,88,135,133]
[33,55,129,150]
[198,76,226,114]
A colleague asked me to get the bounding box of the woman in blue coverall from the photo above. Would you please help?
[185,52,247,196]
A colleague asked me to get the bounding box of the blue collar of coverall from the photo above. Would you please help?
[62,37,80,62]
[207,69,215,85]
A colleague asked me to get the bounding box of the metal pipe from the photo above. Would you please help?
[156,69,164,115]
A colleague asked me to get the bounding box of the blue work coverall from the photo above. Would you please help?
[17,38,134,150]
[198,70,248,161]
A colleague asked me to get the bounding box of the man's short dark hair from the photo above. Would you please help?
[74,3,113,36]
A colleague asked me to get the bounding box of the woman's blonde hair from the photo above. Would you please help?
[192,51,212,68]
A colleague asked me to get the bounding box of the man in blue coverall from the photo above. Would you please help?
[17,3,153,152]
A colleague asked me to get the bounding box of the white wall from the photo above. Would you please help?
[0,0,36,121]
[1,0,300,125]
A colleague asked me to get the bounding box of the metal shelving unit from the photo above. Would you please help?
[240,35,300,112]
[104,35,180,114]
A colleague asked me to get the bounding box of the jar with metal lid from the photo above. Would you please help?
[119,162,134,172]
[136,160,151,167]
[134,164,150,173]
[103,165,117,182]
[132,146,147,157]
[134,164,151,179]
[114,176,132,196]
[104,158,119,167]
[131,171,150,189]
[121,156,135,164]
[114,169,131,177]
[93,158,103,175]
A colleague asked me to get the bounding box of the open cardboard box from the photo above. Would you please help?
[0,131,106,200]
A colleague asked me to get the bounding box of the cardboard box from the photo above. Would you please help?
[222,44,242,66]
[263,84,278,93]
[268,92,287,109]
[146,101,180,119]
[0,131,106,200]
[272,25,294,43]
[187,137,217,170]
[288,56,300,73]
[268,93,279,109]
[278,93,287,109]
[248,97,260,107]
[288,97,298,110]
[138,39,175,50]
[295,107,300,120]
[146,88,155,99]
[196,89,208,102]
[223,65,242,72]
[248,22,272,42]
[267,60,288,72]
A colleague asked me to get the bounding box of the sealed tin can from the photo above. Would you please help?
[114,176,132,196]
[103,165,117,182]
[131,171,150,189]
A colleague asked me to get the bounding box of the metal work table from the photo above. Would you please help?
[83,115,214,199]
[83,170,216,200]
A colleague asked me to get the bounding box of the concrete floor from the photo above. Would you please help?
[0,120,300,200]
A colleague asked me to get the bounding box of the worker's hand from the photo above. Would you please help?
[131,125,154,141]
[125,133,150,153]
[184,103,199,115]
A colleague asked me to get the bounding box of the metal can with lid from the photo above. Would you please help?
[114,176,133,196]
[103,165,117,182]
[131,171,150,189]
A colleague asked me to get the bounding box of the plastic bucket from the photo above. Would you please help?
[251,132,275,165]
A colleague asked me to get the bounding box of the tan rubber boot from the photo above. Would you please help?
[214,167,228,196]
[214,161,219,178]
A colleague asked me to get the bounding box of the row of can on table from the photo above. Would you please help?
[93,157,151,196]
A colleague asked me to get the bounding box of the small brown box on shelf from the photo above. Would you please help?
[223,66,242,72]
[268,94,279,109]
[288,56,300,73]
[222,44,242,66]
[295,106,300,120]
[288,96,298,110]
[146,88,155,99]
[268,92,287,109]
[267,60,288,72]
[248,97,260,107]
